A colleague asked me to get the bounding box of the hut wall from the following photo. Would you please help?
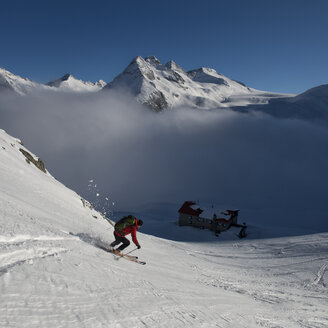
[179,213,195,226]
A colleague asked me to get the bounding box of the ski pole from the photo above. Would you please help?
[124,247,138,256]
[115,247,138,261]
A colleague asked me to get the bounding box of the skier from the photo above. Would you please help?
[110,215,143,254]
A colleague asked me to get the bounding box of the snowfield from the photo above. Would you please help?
[0,128,328,328]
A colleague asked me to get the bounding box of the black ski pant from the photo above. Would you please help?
[110,231,130,251]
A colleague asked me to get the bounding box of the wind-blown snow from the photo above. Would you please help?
[0,129,327,327]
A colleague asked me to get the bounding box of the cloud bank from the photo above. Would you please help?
[1,90,327,231]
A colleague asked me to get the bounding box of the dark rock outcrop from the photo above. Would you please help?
[19,148,47,173]
[143,91,168,112]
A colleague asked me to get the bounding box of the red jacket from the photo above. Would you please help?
[115,222,140,246]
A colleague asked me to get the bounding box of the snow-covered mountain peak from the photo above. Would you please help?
[0,68,14,91]
[61,73,73,81]
[126,56,149,72]
[106,56,290,111]
[1,58,293,110]
[122,56,158,81]
[145,56,162,66]
[47,73,75,86]
[133,55,145,65]
[165,60,186,74]
[192,67,219,75]
[0,67,20,79]
[0,68,107,95]
[47,73,105,92]
[131,55,162,68]
[187,67,228,86]
[0,67,48,95]
[95,79,107,88]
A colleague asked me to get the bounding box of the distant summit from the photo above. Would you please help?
[104,56,289,111]
[47,74,106,92]
[0,68,106,95]
[0,68,48,95]
[0,58,290,109]
[1,57,328,122]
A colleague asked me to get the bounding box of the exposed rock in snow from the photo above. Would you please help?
[188,67,229,86]
[165,60,186,74]
[94,79,107,88]
[19,148,47,173]
[143,89,168,111]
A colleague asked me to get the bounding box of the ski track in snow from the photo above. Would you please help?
[187,236,328,327]
[0,234,72,244]
[0,247,67,275]
[0,234,70,275]
[313,263,328,286]
[1,230,328,328]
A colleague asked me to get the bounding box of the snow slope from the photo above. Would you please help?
[248,84,328,125]
[1,128,328,327]
[105,56,291,111]
[0,68,105,95]
[0,68,49,95]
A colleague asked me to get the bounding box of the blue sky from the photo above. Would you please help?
[1,0,327,93]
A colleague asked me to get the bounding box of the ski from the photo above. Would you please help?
[111,249,146,265]
[95,243,146,265]
[68,234,145,264]
[114,253,146,265]
[112,249,138,260]
[127,257,146,265]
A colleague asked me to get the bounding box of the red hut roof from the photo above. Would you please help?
[179,201,239,220]
[178,201,203,217]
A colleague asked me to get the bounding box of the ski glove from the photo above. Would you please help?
[137,245,141,249]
